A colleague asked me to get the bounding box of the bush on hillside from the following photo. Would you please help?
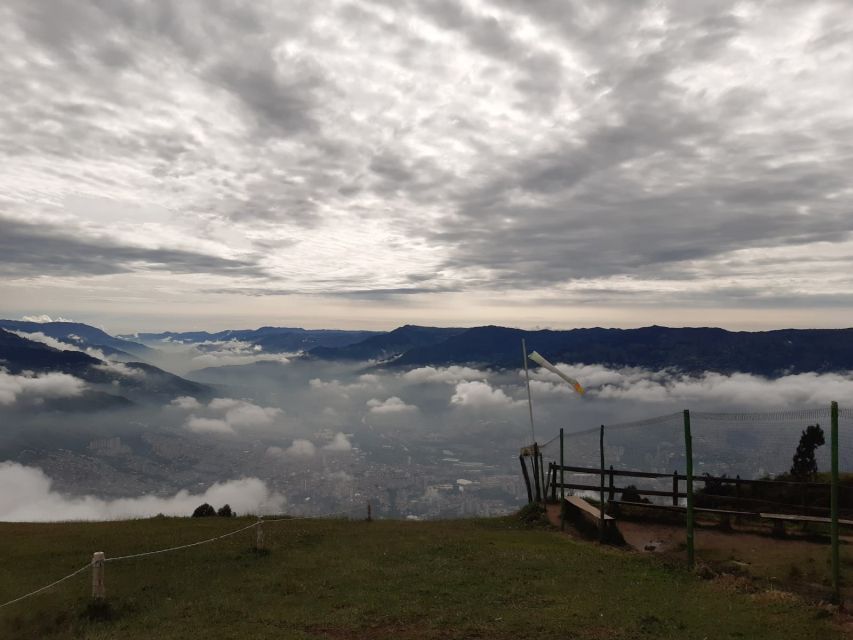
[192,503,216,518]
[518,502,548,527]
[620,485,649,504]
[217,504,234,517]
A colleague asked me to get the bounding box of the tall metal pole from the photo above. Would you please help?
[522,338,536,445]
[831,401,840,603]
[599,424,605,542]
[683,409,695,570]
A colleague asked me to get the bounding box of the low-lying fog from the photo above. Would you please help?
[3,337,852,521]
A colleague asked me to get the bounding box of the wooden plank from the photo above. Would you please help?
[610,500,753,518]
[760,513,853,526]
[557,482,687,499]
[565,496,614,521]
[555,464,836,488]
[559,465,670,480]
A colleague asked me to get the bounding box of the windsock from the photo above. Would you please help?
[528,351,585,396]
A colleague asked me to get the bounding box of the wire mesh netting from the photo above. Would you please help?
[690,408,838,479]
[529,404,853,511]
[523,403,852,599]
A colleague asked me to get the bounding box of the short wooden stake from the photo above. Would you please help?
[367,501,372,522]
[91,552,105,600]
[255,519,265,551]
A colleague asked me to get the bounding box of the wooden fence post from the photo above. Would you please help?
[519,455,533,503]
[367,501,373,522]
[608,465,615,502]
[735,475,742,524]
[91,552,105,600]
[672,471,678,506]
[550,464,558,502]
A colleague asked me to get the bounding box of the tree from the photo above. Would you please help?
[217,504,233,517]
[192,503,216,518]
[790,424,825,481]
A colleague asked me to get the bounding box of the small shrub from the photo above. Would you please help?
[192,503,216,518]
[620,485,649,504]
[217,504,233,517]
[517,503,548,527]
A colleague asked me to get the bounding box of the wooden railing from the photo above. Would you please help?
[544,463,853,517]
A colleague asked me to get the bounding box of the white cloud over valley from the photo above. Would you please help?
[175,396,283,434]
[0,369,87,405]
[0,462,285,522]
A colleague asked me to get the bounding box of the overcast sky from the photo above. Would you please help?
[1,0,852,332]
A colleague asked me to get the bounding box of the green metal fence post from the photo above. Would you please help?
[831,400,840,603]
[599,425,605,542]
[560,428,565,531]
[683,409,695,570]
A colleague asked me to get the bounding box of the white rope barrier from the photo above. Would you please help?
[0,563,90,610]
[106,520,262,563]
[0,507,370,611]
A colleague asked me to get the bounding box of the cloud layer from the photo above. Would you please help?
[2,1,853,328]
[174,396,283,434]
[0,369,86,405]
[0,462,285,521]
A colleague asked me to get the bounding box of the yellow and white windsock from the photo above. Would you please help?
[528,351,585,396]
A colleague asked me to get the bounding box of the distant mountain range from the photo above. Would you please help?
[0,320,151,361]
[308,323,853,376]
[310,325,465,361]
[6,319,853,379]
[0,329,207,406]
[123,326,381,353]
[381,325,853,376]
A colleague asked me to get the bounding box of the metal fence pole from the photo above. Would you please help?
[831,400,840,603]
[560,428,565,530]
[599,425,605,542]
[683,409,695,570]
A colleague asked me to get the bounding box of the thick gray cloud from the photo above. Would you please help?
[1,0,852,327]
[0,218,265,277]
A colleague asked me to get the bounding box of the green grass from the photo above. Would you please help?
[0,515,842,639]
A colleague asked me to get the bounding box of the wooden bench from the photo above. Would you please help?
[562,496,622,543]
[566,495,614,521]
[609,500,853,535]
[609,500,753,530]
[760,512,853,536]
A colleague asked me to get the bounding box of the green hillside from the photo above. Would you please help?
[0,515,841,639]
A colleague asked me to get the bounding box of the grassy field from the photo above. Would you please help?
[0,514,844,639]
